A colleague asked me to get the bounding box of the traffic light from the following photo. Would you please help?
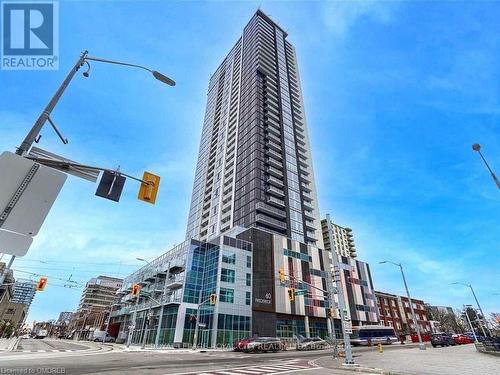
[287,288,295,301]
[131,284,141,297]
[36,277,48,291]
[278,268,285,283]
[327,308,337,318]
[209,294,217,305]
[138,172,161,204]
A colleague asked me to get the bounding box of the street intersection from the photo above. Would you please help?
[0,339,496,375]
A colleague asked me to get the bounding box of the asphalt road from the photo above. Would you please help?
[17,338,92,352]
[0,340,423,375]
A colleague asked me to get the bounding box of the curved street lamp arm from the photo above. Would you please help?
[85,56,153,73]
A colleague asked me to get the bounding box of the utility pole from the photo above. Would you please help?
[325,214,354,365]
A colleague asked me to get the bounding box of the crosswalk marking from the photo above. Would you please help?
[169,360,318,375]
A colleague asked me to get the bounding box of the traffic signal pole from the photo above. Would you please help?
[126,295,140,348]
[192,294,216,350]
[325,214,354,365]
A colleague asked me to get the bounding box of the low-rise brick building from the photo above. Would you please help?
[375,291,431,336]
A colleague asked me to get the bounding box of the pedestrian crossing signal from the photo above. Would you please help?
[138,172,161,204]
[287,288,295,301]
[36,277,48,291]
[131,284,141,297]
[209,294,217,305]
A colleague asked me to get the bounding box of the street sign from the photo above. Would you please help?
[294,289,308,296]
[0,229,33,257]
[0,152,67,238]
[27,147,100,182]
[198,323,207,328]
[343,320,352,334]
[95,171,126,202]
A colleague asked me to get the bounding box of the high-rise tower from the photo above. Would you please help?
[186,10,323,248]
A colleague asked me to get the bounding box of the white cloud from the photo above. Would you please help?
[322,0,394,38]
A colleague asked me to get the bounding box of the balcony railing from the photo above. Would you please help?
[256,214,287,230]
[256,201,286,218]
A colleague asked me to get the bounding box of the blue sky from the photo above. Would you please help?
[0,0,499,323]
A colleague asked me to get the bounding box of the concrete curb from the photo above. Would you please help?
[309,356,410,375]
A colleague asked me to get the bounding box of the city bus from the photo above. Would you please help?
[350,325,398,346]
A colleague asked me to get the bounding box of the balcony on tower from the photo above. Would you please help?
[256,201,286,219]
[267,165,283,179]
[256,213,287,231]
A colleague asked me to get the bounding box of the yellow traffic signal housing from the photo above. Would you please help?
[278,268,285,283]
[327,308,336,318]
[138,172,161,204]
[36,277,48,291]
[131,284,141,297]
[209,294,217,305]
[287,288,295,301]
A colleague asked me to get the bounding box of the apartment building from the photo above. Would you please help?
[186,10,323,248]
[321,218,357,258]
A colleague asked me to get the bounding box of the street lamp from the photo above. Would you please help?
[1,51,176,283]
[16,50,175,157]
[463,304,478,342]
[452,282,489,336]
[379,261,426,350]
[471,143,500,190]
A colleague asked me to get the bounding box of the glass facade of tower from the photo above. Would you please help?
[186,10,323,248]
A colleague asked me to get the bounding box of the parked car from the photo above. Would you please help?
[453,334,474,345]
[431,333,455,347]
[464,332,485,342]
[243,337,285,353]
[297,337,328,351]
[92,331,115,343]
[233,337,253,351]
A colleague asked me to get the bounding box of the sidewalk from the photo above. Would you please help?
[314,343,500,375]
